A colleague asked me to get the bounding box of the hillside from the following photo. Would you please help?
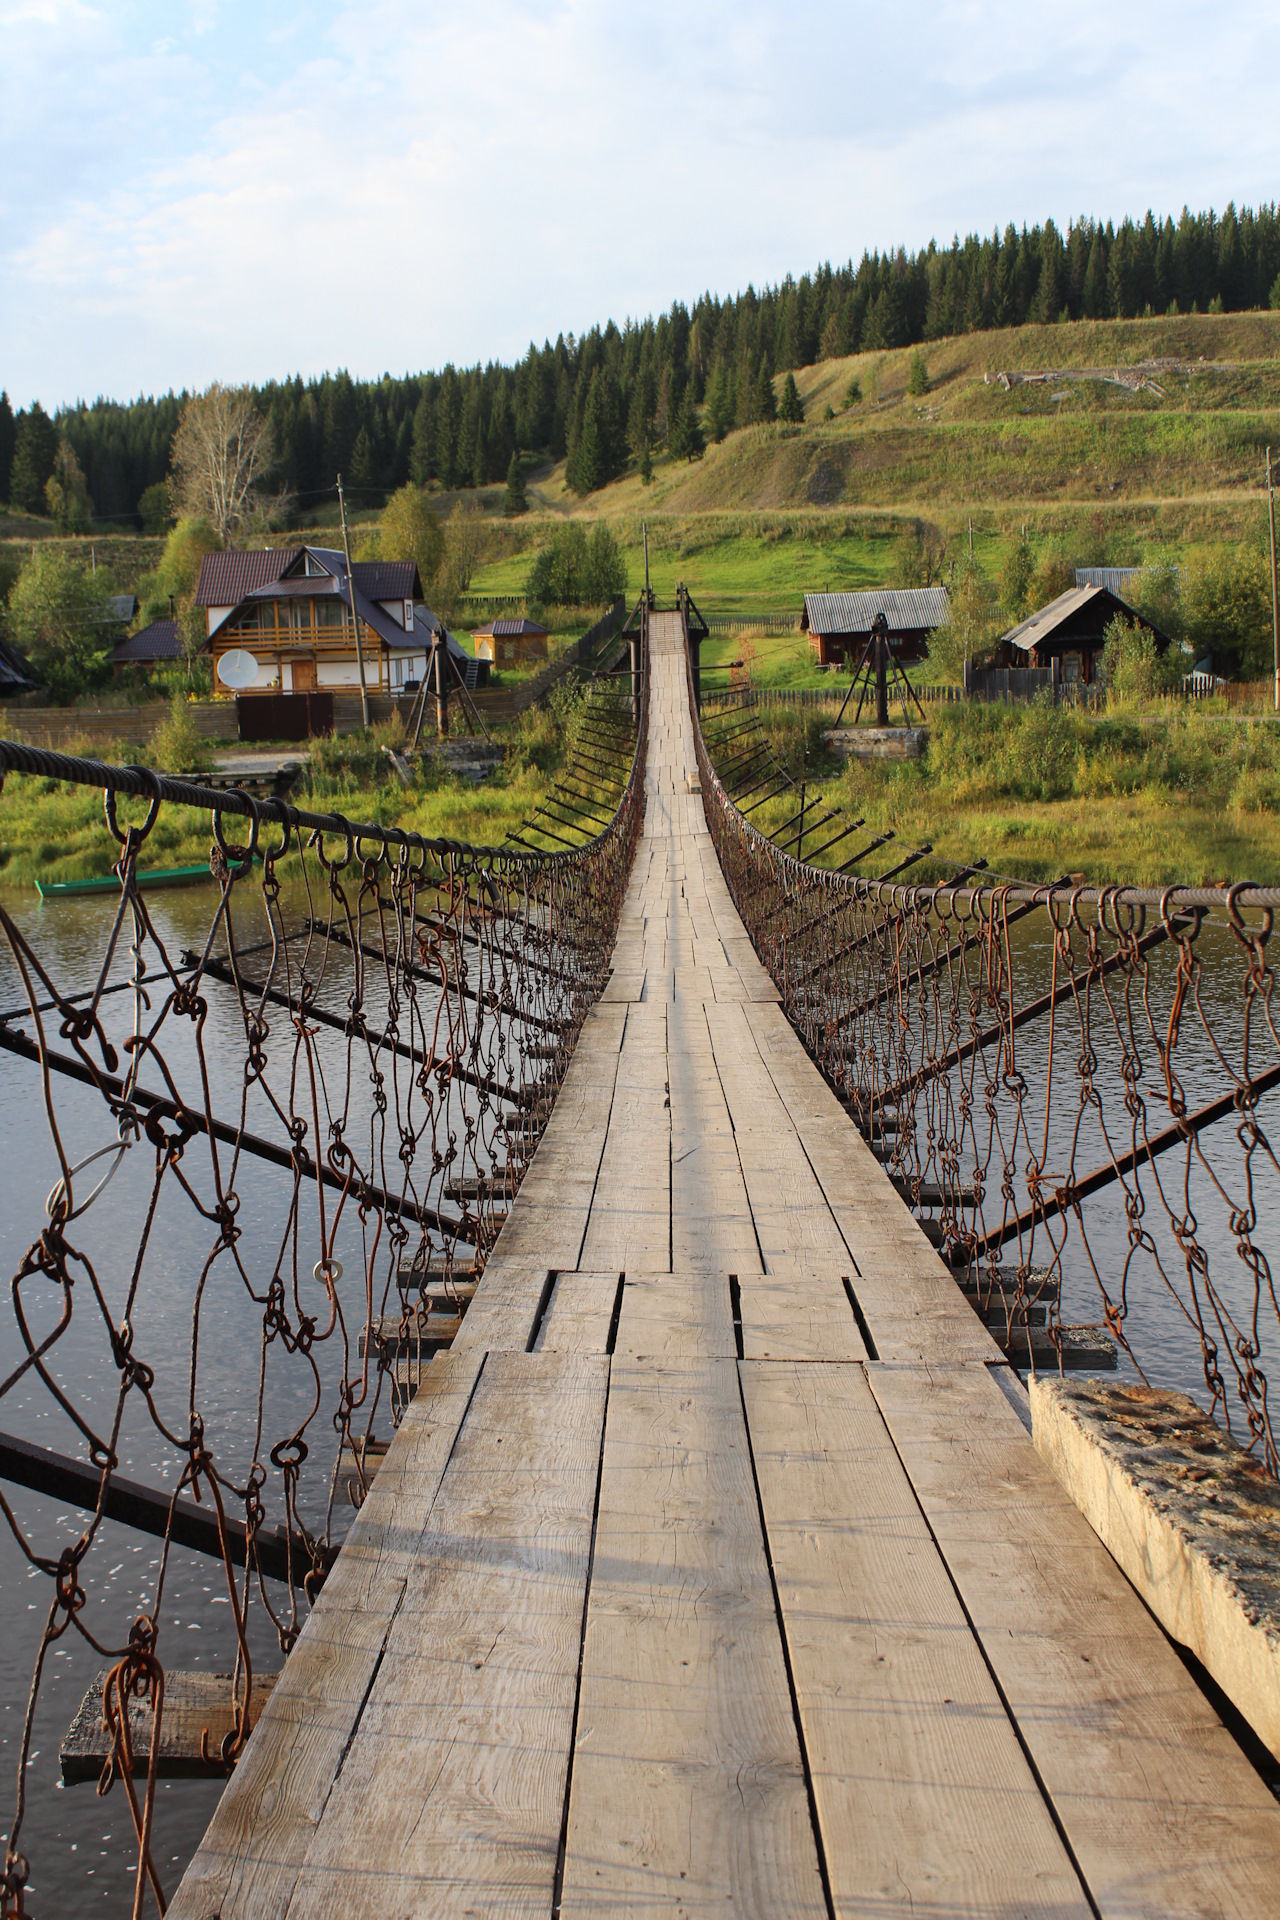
[462,311,1280,616]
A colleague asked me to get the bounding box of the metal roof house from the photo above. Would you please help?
[111,618,182,669]
[196,546,426,697]
[471,617,550,666]
[802,588,951,667]
[998,585,1170,684]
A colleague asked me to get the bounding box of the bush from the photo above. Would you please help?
[525,522,626,607]
[148,692,213,773]
[9,548,114,702]
[1182,539,1273,677]
[1010,689,1076,798]
[1101,615,1181,701]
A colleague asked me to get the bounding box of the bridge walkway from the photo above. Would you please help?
[170,612,1280,1918]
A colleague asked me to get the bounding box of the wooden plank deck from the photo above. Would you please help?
[170,613,1280,1919]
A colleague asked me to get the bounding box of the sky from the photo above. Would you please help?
[3,0,1278,410]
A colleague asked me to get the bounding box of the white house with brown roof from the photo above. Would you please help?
[197,546,429,696]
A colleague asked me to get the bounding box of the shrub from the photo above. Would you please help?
[1011,690,1076,799]
[1101,615,1181,702]
[9,548,114,703]
[525,523,626,607]
[148,692,213,773]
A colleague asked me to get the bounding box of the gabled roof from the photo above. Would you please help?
[472,617,550,639]
[102,593,139,623]
[0,635,35,692]
[195,549,301,606]
[203,546,425,655]
[112,618,181,665]
[1001,583,1169,654]
[352,561,418,602]
[802,588,951,635]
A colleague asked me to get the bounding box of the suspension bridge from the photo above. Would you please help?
[0,602,1278,1916]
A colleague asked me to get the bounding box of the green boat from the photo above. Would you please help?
[36,862,215,900]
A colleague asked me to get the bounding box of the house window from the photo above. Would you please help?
[1062,652,1081,684]
[315,599,348,629]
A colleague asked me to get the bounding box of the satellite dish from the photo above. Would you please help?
[217,648,259,690]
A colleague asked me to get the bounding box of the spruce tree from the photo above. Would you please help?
[0,392,14,505]
[778,372,804,422]
[10,403,59,515]
[640,440,653,486]
[907,351,929,397]
[755,358,778,423]
[409,391,434,484]
[668,390,705,462]
[503,451,528,517]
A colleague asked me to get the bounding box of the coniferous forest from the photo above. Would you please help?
[2,202,1279,527]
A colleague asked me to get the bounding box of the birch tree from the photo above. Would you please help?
[169,384,275,544]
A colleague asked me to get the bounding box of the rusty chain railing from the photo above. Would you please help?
[690,641,1280,1479]
[0,659,645,1917]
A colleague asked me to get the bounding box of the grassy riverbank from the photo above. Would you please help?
[726,699,1280,888]
[0,710,571,890]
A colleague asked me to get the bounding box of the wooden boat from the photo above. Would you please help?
[36,862,214,900]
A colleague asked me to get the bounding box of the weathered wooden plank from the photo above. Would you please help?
[739,1002,1001,1363]
[274,1351,609,1919]
[63,1671,280,1783]
[736,1269,867,1362]
[614,1272,736,1358]
[867,1361,1280,1919]
[558,1357,826,1917]
[167,1349,485,1920]
[533,1269,623,1352]
[742,1359,1089,1917]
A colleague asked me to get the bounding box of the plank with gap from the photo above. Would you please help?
[533,1270,622,1352]
[736,1269,867,1361]
[867,1361,1280,1918]
[558,1355,827,1918]
[614,1271,736,1357]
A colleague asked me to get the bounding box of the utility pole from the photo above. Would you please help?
[1268,447,1279,715]
[337,474,370,729]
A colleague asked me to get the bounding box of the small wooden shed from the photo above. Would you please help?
[802,589,951,668]
[472,618,550,666]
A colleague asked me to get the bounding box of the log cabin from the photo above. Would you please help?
[802,588,951,668]
[995,584,1170,685]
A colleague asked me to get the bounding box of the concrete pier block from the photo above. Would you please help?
[1031,1376,1280,1760]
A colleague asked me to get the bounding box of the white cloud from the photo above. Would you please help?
[3,0,1279,405]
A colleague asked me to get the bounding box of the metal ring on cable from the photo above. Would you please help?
[260,800,293,865]
[356,828,390,871]
[310,815,355,874]
[104,768,162,848]
[212,789,260,877]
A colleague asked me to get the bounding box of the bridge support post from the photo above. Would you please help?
[435,638,450,737]
[874,613,889,726]
[691,633,702,713]
[629,633,641,726]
